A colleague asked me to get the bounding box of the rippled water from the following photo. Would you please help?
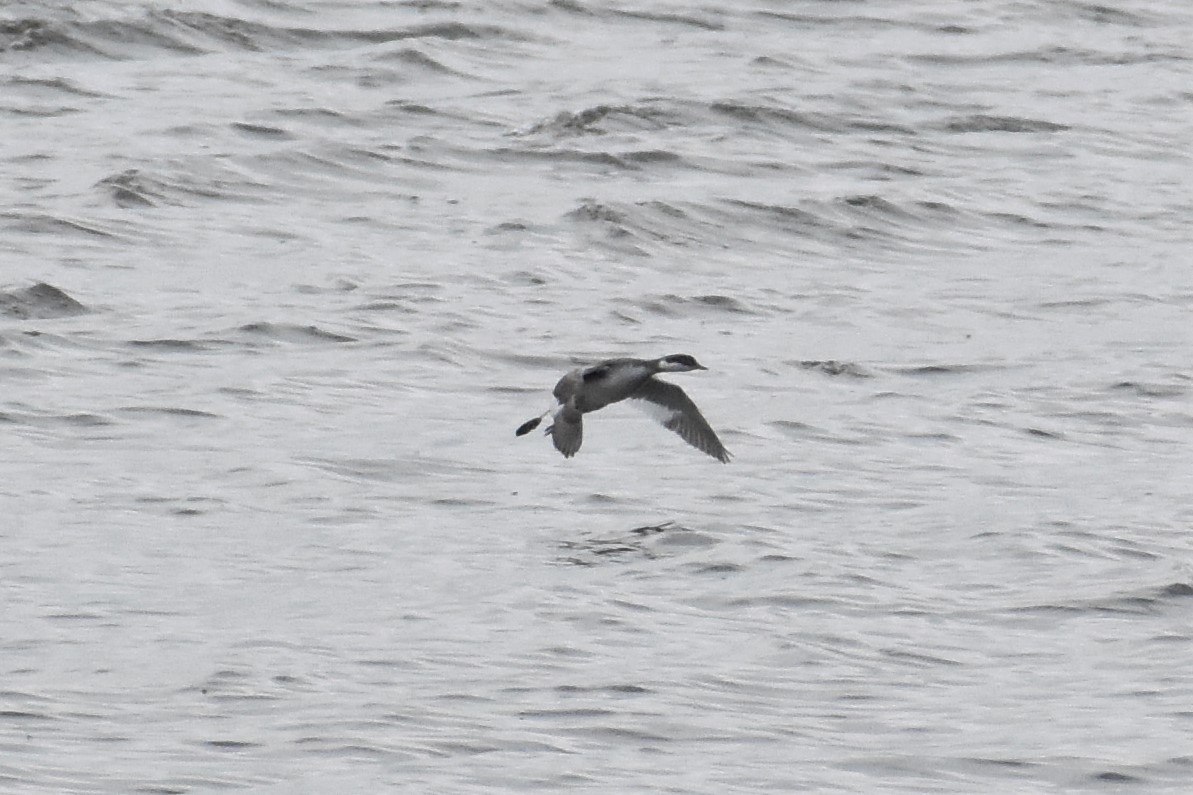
[4,1,1193,792]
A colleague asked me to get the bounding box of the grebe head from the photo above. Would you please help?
[657,354,708,373]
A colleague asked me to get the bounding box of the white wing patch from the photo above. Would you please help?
[627,377,732,462]
[631,398,680,427]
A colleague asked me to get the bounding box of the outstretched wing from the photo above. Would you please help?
[547,404,583,458]
[629,378,731,463]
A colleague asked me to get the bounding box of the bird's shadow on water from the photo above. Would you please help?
[555,521,717,566]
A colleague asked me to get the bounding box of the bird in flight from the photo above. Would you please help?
[516,354,731,462]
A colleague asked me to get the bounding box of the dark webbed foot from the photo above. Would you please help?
[515,417,543,436]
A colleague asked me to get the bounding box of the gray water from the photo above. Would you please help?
[3,1,1193,792]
